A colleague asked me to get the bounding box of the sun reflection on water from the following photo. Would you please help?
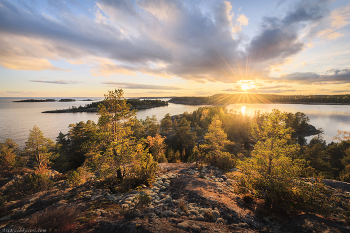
[241,106,246,114]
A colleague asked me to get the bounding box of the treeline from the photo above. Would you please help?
[169,93,350,105]
[68,99,167,112]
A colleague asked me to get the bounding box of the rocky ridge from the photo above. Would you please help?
[1,163,350,232]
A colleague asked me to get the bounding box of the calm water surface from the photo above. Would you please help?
[1,98,350,147]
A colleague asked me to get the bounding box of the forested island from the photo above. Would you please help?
[169,93,350,105]
[13,98,76,102]
[13,99,56,102]
[42,98,168,113]
[1,89,350,232]
[58,99,76,102]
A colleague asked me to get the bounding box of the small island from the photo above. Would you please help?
[42,99,168,113]
[58,99,76,102]
[13,99,56,102]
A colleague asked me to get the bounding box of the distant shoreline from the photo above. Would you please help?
[169,100,350,106]
[42,99,169,113]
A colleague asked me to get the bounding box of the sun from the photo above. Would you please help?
[241,83,250,91]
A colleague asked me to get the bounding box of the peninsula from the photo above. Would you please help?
[42,99,168,113]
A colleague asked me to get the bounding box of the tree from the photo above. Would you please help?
[147,134,167,162]
[66,120,99,169]
[86,89,157,182]
[173,118,196,161]
[0,138,20,177]
[301,137,334,178]
[238,109,302,206]
[25,126,54,168]
[143,115,160,137]
[98,89,133,140]
[161,113,172,134]
[200,115,235,171]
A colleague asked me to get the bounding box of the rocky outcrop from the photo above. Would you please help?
[1,164,350,232]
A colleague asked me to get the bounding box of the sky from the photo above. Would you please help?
[0,0,349,97]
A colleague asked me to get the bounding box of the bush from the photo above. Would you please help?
[0,139,21,178]
[208,151,236,172]
[178,199,188,213]
[67,167,89,186]
[133,194,151,210]
[117,153,158,192]
[242,193,253,204]
[27,206,81,232]
[340,165,350,182]
[4,173,53,201]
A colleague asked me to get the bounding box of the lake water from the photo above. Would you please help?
[1,97,350,147]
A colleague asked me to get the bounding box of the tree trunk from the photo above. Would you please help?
[117,169,123,180]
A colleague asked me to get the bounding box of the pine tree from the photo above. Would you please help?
[200,115,235,170]
[25,126,54,168]
[161,113,172,134]
[238,109,302,205]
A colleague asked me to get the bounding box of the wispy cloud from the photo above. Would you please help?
[101,81,183,90]
[6,91,37,94]
[30,79,80,84]
[272,68,350,84]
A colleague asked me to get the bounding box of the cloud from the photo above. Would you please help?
[30,79,80,84]
[273,68,350,84]
[310,4,350,40]
[237,14,249,26]
[248,0,331,67]
[6,91,36,94]
[101,81,183,90]
[0,0,345,84]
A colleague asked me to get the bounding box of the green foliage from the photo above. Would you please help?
[161,113,173,134]
[238,109,334,214]
[173,118,196,161]
[66,120,99,169]
[239,110,298,202]
[300,137,334,178]
[98,89,133,137]
[200,115,236,171]
[0,138,21,177]
[67,167,89,186]
[340,165,350,182]
[130,117,146,139]
[165,148,181,163]
[147,134,167,162]
[126,152,158,187]
[143,115,160,137]
[25,126,54,168]
[134,194,151,209]
[4,173,53,201]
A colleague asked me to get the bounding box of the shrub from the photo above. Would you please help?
[340,165,350,182]
[134,194,151,210]
[210,152,236,172]
[27,206,81,232]
[67,167,90,186]
[242,193,254,204]
[4,173,53,201]
[0,139,20,178]
[204,210,214,220]
[178,199,188,213]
